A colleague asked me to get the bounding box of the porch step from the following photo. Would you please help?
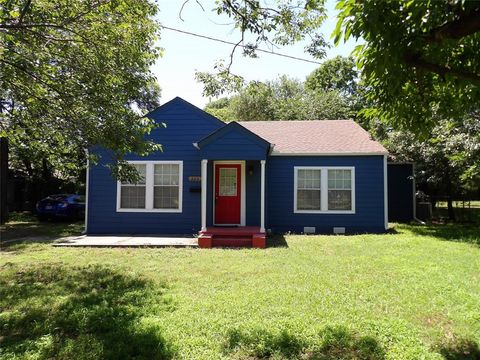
[202,226,262,237]
[212,237,252,247]
[198,227,266,249]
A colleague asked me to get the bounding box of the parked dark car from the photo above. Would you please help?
[36,194,85,221]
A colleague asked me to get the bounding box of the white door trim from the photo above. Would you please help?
[213,160,246,226]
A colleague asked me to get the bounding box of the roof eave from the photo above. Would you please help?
[270,151,389,156]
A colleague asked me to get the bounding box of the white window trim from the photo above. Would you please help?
[293,166,355,214]
[116,160,183,213]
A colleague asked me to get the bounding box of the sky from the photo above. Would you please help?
[153,0,358,108]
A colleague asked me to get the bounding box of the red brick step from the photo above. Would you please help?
[212,237,252,247]
[198,226,266,249]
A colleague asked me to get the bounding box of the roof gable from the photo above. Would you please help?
[196,122,271,150]
[145,97,225,128]
[195,122,271,160]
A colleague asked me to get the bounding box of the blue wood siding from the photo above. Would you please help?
[198,125,268,160]
[266,156,386,233]
[87,98,223,234]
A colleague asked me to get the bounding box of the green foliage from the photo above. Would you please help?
[1,223,480,358]
[376,115,480,198]
[204,73,355,121]
[196,0,328,96]
[212,0,327,57]
[0,0,162,182]
[305,55,358,95]
[334,0,480,130]
[195,60,245,97]
[203,1,480,136]
[231,81,278,121]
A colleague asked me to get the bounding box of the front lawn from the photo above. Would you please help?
[1,224,479,359]
[0,212,84,242]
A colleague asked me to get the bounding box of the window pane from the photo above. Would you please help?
[344,178,351,189]
[298,169,320,189]
[328,190,352,210]
[298,177,306,188]
[327,169,352,190]
[154,186,179,209]
[297,189,321,210]
[219,168,237,196]
[122,164,146,185]
[335,179,344,189]
[120,185,146,208]
[154,164,179,185]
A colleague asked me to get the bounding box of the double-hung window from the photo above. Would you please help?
[117,161,183,212]
[154,163,181,209]
[328,169,352,210]
[296,169,321,210]
[119,164,147,209]
[294,167,355,213]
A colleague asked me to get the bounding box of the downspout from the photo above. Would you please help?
[411,163,426,225]
[383,155,388,230]
[83,150,90,234]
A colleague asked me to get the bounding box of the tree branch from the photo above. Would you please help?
[404,51,480,84]
[18,0,32,25]
[422,6,480,44]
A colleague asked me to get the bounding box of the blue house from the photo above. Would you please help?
[86,97,389,247]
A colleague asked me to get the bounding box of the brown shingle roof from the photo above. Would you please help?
[238,120,388,155]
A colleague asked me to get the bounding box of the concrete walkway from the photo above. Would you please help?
[54,235,198,248]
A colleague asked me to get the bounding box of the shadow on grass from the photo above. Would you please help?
[225,325,385,359]
[267,234,289,248]
[1,212,83,245]
[0,263,175,359]
[403,223,480,247]
[436,337,480,360]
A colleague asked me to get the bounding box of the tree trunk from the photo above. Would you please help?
[0,137,8,224]
[445,172,456,221]
[447,197,455,221]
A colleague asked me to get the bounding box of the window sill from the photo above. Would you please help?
[116,208,182,213]
[294,210,355,214]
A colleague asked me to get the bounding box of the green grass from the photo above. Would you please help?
[0,212,84,242]
[1,223,479,359]
[433,202,480,224]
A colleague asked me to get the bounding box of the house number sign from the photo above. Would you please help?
[188,176,201,182]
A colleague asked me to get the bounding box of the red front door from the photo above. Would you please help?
[214,163,241,224]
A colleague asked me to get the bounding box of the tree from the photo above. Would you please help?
[203,97,236,122]
[334,0,480,129]
[231,81,277,121]
[203,1,480,131]
[0,0,162,187]
[375,116,480,219]
[305,56,358,95]
[204,75,353,121]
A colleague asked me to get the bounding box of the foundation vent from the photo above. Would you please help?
[304,227,316,234]
[333,227,346,234]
